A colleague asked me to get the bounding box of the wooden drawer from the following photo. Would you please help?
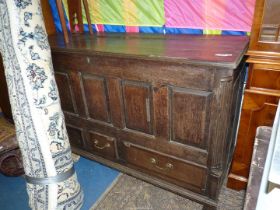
[119,141,207,192]
[247,63,280,92]
[86,131,117,160]
[67,125,84,149]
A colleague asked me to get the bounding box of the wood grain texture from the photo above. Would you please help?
[55,72,76,113]
[248,0,280,55]
[82,74,111,123]
[122,81,152,134]
[66,125,84,148]
[69,71,87,117]
[107,78,125,128]
[0,33,248,205]
[243,126,271,210]
[153,85,169,139]
[209,79,233,172]
[247,63,280,91]
[229,92,277,179]
[42,34,248,208]
[86,131,117,160]
[229,0,280,189]
[66,0,93,34]
[41,0,56,35]
[207,64,246,197]
[51,52,215,91]
[171,87,211,148]
[67,0,83,33]
[82,0,93,35]
[119,129,208,166]
[72,146,218,209]
[228,91,279,189]
[120,141,207,192]
[56,0,69,43]
[48,33,249,69]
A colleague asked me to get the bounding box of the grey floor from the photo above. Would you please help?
[92,174,245,210]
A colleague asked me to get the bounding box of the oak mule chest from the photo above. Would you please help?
[49,33,249,209]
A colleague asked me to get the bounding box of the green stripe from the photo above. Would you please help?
[89,0,164,26]
[203,29,222,35]
[134,0,164,26]
[100,0,124,24]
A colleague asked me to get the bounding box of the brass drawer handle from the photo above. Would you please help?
[149,158,173,171]
[93,140,110,150]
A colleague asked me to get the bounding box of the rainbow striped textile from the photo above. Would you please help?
[48,0,255,35]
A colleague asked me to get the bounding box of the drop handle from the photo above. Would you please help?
[149,158,173,171]
[86,57,91,64]
[93,139,110,150]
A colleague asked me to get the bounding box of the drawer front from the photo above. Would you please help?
[248,63,280,92]
[86,131,117,160]
[67,125,84,149]
[120,141,207,192]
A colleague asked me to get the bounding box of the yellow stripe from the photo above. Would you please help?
[62,0,69,20]
[89,0,102,23]
[203,29,222,35]
[123,0,137,25]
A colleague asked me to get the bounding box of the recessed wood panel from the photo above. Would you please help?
[249,64,280,91]
[66,125,83,149]
[82,74,110,123]
[171,87,211,148]
[55,72,76,113]
[122,81,152,134]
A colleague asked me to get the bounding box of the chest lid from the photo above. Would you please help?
[49,33,249,69]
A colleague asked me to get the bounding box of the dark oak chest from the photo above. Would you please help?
[49,33,249,209]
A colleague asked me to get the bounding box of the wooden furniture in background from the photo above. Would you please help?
[67,0,93,35]
[49,33,248,209]
[243,126,271,210]
[227,0,280,190]
[41,0,56,35]
[56,0,69,43]
[56,0,93,44]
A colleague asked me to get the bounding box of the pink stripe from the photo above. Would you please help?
[126,26,139,33]
[165,0,256,32]
[96,24,104,32]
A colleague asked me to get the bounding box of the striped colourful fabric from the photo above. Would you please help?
[165,0,256,31]
[51,0,254,35]
[62,0,165,27]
